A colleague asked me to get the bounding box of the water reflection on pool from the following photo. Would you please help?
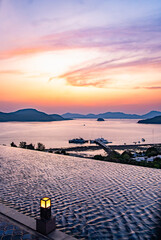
[0,146,161,239]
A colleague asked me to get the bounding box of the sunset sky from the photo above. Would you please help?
[0,0,161,114]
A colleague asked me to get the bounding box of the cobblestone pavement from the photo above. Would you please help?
[0,214,46,240]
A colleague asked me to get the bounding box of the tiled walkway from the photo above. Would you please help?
[0,214,46,240]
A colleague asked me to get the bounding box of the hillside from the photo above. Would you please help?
[0,109,65,122]
[62,111,161,119]
[49,114,64,121]
[138,116,161,124]
[141,111,161,119]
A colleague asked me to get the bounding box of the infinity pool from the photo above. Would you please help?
[0,146,161,239]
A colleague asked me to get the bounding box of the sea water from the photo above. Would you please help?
[0,119,160,148]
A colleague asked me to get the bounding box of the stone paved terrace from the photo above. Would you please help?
[0,203,76,240]
[0,213,45,240]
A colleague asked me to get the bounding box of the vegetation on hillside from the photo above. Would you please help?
[10,141,161,169]
[94,147,161,169]
[11,141,46,151]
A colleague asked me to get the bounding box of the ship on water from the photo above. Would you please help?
[90,138,112,144]
[69,138,88,144]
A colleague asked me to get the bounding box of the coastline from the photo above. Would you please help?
[47,143,161,169]
[47,142,161,153]
[2,142,161,168]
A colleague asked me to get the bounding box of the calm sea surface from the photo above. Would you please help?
[0,119,161,148]
[0,146,161,239]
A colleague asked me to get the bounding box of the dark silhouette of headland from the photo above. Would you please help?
[0,108,66,122]
[138,115,161,124]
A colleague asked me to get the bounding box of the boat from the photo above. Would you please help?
[90,138,112,144]
[69,138,88,144]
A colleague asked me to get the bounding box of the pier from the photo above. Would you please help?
[94,139,111,153]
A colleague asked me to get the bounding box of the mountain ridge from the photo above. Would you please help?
[62,110,161,119]
[0,108,65,122]
[1,109,161,122]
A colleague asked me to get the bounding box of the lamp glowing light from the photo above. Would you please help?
[41,197,51,208]
[40,197,51,220]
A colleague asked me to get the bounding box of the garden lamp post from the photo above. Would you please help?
[36,197,56,235]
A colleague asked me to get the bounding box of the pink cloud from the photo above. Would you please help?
[1,16,161,60]
[134,86,161,90]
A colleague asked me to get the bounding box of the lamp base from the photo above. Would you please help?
[36,216,56,235]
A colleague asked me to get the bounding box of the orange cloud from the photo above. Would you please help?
[0,70,23,74]
[0,46,50,59]
[49,57,161,88]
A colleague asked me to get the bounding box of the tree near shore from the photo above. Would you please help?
[93,147,161,169]
[37,142,45,151]
[10,142,17,147]
[19,141,27,148]
[145,147,159,157]
[26,143,35,150]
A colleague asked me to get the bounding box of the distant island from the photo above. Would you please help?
[0,109,67,122]
[97,118,105,121]
[138,116,161,124]
[62,110,161,119]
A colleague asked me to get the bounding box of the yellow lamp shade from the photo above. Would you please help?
[40,197,51,208]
